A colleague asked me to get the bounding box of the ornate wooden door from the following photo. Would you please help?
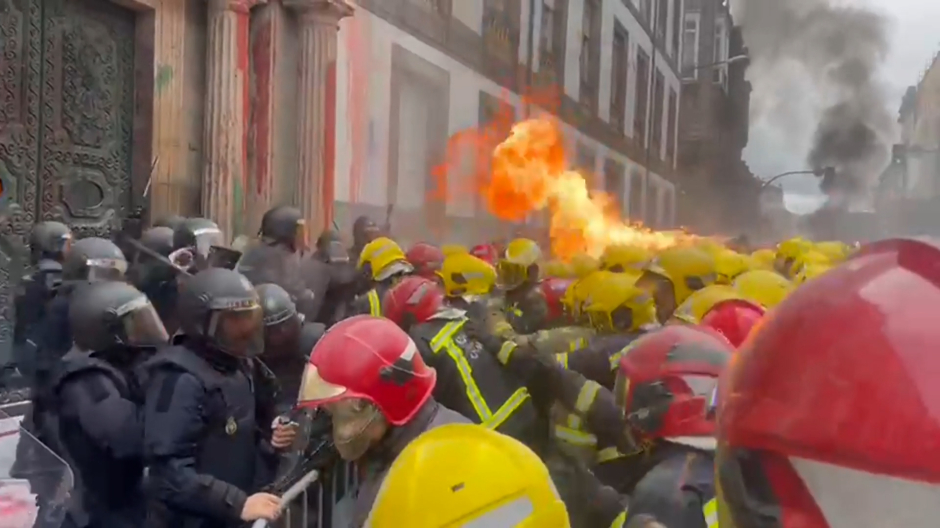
[0,0,136,363]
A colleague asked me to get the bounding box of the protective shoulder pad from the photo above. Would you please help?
[54,349,127,397]
[143,345,223,391]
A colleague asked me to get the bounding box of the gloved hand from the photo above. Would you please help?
[462,317,505,356]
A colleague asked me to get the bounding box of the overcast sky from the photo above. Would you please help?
[742,0,940,213]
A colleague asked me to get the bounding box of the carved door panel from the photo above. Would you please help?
[38,0,136,238]
[0,0,135,363]
[0,0,43,362]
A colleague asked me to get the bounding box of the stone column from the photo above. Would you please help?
[202,0,263,239]
[284,0,354,235]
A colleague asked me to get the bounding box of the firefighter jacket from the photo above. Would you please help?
[348,274,407,318]
[408,311,541,447]
[503,281,550,335]
[487,338,640,461]
[529,325,596,356]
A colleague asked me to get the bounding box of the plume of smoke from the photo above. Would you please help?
[731,0,895,203]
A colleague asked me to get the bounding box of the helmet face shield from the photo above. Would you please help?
[193,227,225,259]
[496,261,527,290]
[86,258,128,282]
[115,295,170,347]
[207,303,264,357]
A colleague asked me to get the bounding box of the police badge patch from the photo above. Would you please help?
[225,416,238,435]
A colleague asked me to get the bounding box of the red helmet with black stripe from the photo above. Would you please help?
[717,238,940,528]
[405,242,444,279]
[296,315,436,425]
[614,324,733,446]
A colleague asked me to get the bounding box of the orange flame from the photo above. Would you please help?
[483,117,692,259]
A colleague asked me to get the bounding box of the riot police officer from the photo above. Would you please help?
[39,237,128,363]
[348,215,380,262]
[13,221,72,386]
[170,217,226,273]
[52,281,168,527]
[256,283,325,409]
[142,268,296,527]
[237,206,319,320]
[153,214,185,232]
[305,229,358,325]
[129,226,179,332]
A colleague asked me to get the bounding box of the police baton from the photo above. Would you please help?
[121,236,193,277]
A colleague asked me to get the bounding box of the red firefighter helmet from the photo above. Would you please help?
[405,242,444,279]
[699,298,765,348]
[382,276,446,330]
[717,238,940,528]
[615,325,732,446]
[470,243,499,265]
[297,315,436,425]
[540,277,574,322]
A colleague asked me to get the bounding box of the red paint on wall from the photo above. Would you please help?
[237,11,251,194]
[323,60,337,227]
[250,13,273,196]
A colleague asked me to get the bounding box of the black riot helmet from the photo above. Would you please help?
[315,229,349,263]
[172,217,225,257]
[29,221,72,263]
[260,206,306,251]
[256,283,303,351]
[352,215,379,247]
[153,214,185,232]
[69,281,169,352]
[63,237,127,282]
[177,268,264,357]
[139,226,175,258]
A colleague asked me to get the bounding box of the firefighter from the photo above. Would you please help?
[366,424,571,527]
[349,237,414,317]
[405,242,445,280]
[793,262,831,285]
[600,244,651,273]
[773,236,813,277]
[698,298,764,347]
[495,238,549,335]
[437,252,497,313]
[717,237,940,528]
[381,276,541,448]
[670,284,743,325]
[521,277,595,355]
[731,269,793,309]
[469,243,499,265]
[714,249,751,284]
[637,247,718,324]
[614,324,730,527]
[295,315,470,528]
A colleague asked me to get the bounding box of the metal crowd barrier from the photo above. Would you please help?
[257,460,360,528]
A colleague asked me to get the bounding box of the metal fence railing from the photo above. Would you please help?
[260,461,360,528]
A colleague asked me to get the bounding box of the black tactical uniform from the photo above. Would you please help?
[129,226,179,332]
[152,215,185,232]
[50,281,168,527]
[406,311,542,448]
[13,221,71,386]
[142,268,280,528]
[256,283,325,410]
[305,229,359,325]
[236,206,319,320]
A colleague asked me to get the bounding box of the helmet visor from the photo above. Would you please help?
[297,364,349,406]
[86,258,127,282]
[496,261,526,290]
[115,295,170,346]
[193,227,225,258]
[208,304,264,357]
[325,240,350,263]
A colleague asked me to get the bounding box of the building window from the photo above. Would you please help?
[483,0,517,63]
[666,87,677,163]
[640,0,652,26]
[629,169,645,220]
[671,0,681,58]
[651,70,665,159]
[682,15,698,78]
[656,0,668,44]
[540,0,554,57]
[604,159,626,212]
[579,0,600,112]
[611,23,629,133]
[713,19,727,87]
[634,48,650,147]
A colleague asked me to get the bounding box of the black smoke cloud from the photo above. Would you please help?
[731,0,894,201]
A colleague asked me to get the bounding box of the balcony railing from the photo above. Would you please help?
[483,9,517,64]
